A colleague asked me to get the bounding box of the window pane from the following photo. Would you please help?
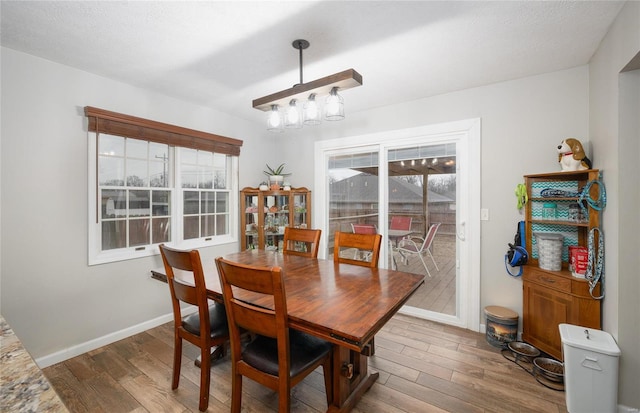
[184,216,199,239]
[216,192,229,213]
[201,215,215,237]
[214,169,227,189]
[98,134,124,157]
[129,218,150,246]
[102,220,126,250]
[152,217,170,244]
[201,192,215,213]
[198,151,213,165]
[152,190,170,216]
[184,191,199,214]
[216,214,228,236]
[181,164,198,188]
[126,159,148,187]
[182,148,197,164]
[102,189,126,218]
[126,138,147,159]
[213,154,227,189]
[149,142,168,160]
[99,156,125,186]
[150,160,168,187]
[199,166,213,189]
[129,190,150,217]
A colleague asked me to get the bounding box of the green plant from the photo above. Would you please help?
[263,163,291,177]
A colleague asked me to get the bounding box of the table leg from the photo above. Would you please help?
[327,345,378,412]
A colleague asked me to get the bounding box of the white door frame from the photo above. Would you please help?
[314,118,481,331]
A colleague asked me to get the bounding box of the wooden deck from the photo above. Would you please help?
[391,234,457,315]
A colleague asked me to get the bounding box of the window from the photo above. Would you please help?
[86,107,242,265]
[99,134,172,251]
[181,149,230,240]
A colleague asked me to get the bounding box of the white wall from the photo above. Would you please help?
[0,47,269,363]
[3,37,636,407]
[588,1,640,409]
[282,66,590,330]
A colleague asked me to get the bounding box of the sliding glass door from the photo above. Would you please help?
[326,150,379,258]
[315,120,480,330]
[387,144,458,318]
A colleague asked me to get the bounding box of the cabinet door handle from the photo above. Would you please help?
[541,277,556,284]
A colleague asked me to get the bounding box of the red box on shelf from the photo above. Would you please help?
[569,246,588,277]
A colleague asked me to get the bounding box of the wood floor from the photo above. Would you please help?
[43,314,568,413]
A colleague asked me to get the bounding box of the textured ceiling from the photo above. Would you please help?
[0,1,625,125]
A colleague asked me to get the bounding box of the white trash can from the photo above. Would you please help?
[559,324,621,413]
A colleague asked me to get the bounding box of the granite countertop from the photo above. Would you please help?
[1,315,69,412]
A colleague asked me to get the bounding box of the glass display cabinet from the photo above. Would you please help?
[240,187,311,251]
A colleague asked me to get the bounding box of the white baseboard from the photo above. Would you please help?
[618,406,639,413]
[35,308,197,368]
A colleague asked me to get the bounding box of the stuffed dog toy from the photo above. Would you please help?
[558,138,592,171]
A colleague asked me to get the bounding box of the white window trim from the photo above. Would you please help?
[88,132,239,265]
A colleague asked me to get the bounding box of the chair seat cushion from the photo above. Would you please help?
[243,330,332,377]
[182,302,228,338]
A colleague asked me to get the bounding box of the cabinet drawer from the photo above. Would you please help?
[524,270,571,293]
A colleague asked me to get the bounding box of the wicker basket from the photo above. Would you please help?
[534,232,564,271]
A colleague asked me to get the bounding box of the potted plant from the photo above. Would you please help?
[264,163,291,190]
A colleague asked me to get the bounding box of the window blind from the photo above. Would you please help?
[85,106,243,156]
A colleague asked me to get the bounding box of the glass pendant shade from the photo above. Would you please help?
[267,105,284,132]
[285,99,302,129]
[324,87,345,121]
[303,94,321,125]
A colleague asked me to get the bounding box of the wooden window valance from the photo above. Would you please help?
[85,106,243,156]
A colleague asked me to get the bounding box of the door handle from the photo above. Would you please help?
[457,221,466,241]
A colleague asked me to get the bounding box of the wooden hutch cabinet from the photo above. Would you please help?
[240,187,311,251]
[522,170,602,360]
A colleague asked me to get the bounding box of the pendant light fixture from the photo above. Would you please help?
[253,39,362,132]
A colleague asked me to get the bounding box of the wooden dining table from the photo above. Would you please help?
[152,249,424,412]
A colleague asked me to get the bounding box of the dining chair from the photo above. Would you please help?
[282,227,321,258]
[397,223,441,277]
[350,223,378,234]
[334,231,382,268]
[333,230,382,355]
[389,216,414,268]
[390,216,412,231]
[159,244,229,412]
[215,257,334,413]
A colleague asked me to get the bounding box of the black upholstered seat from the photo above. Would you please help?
[243,330,332,376]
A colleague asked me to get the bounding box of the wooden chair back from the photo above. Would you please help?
[215,257,333,412]
[282,227,321,258]
[159,244,229,412]
[333,231,382,267]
